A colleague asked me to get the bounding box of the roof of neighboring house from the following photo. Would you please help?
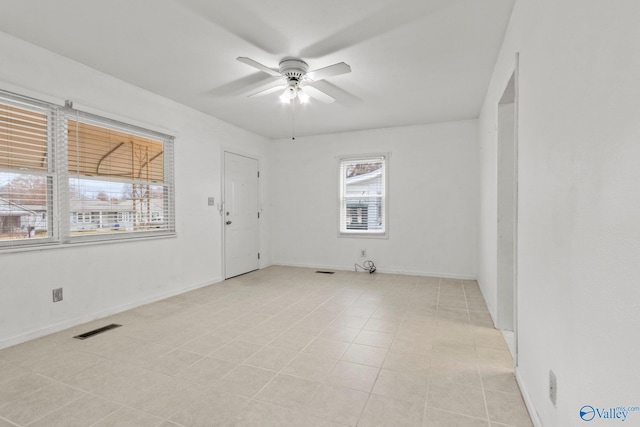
[346,168,383,185]
[0,197,38,216]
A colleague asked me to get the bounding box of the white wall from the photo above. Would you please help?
[0,31,271,348]
[272,121,478,278]
[478,1,640,425]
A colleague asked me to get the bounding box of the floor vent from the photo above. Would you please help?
[315,271,335,274]
[73,324,122,340]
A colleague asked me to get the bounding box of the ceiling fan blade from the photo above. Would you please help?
[300,0,449,59]
[210,73,277,96]
[302,86,336,104]
[237,57,281,77]
[179,0,289,55]
[305,80,361,107]
[306,62,351,81]
[247,83,286,98]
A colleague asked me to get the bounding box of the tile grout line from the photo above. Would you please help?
[463,278,493,425]
[0,269,530,426]
[421,276,442,425]
[14,372,170,427]
[209,278,365,425]
[350,276,414,426]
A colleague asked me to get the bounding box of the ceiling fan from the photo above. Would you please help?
[237,56,351,104]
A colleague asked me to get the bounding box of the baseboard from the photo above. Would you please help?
[274,261,355,273]
[272,262,476,280]
[0,276,223,350]
[377,267,476,280]
[501,330,516,360]
[476,277,499,328]
[516,367,544,427]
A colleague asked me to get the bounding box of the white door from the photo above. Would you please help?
[224,152,259,279]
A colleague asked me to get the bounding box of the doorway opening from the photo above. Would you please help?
[496,58,519,363]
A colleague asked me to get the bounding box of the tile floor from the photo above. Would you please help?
[0,266,533,426]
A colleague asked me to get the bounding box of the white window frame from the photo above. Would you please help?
[0,89,175,250]
[65,109,175,243]
[0,92,57,248]
[338,154,388,238]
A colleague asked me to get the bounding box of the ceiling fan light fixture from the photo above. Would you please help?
[279,91,291,103]
[297,88,310,104]
[279,86,296,103]
[280,85,300,103]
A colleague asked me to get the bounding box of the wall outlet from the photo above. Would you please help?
[52,288,63,302]
[360,249,367,258]
[208,197,215,206]
[549,370,557,406]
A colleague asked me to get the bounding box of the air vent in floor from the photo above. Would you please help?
[73,323,122,340]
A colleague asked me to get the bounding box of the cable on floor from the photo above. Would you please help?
[355,260,376,274]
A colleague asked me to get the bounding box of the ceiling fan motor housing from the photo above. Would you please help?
[279,57,308,84]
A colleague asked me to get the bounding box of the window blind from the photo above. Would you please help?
[0,88,176,249]
[339,155,386,235]
[66,110,175,240]
[0,92,56,246]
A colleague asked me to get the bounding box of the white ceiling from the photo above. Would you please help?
[0,0,514,139]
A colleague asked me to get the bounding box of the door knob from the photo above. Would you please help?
[226,220,232,225]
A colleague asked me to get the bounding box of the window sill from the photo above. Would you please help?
[338,232,388,240]
[0,232,177,255]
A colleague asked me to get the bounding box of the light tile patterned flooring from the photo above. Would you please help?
[0,267,533,426]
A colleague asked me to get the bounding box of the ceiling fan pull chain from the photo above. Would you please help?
[291,99,296,140]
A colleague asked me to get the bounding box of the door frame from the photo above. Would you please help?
[221,149,261,279]
[513,53,519,366]
[496,53,520,366]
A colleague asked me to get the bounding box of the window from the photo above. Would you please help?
[67,113,174,239]
[0,89,175,249]
[339,155,387,236]
[0,96,55,245]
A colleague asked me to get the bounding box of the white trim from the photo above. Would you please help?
[0,233,176,254]
[0,275,223,350]
[501,329,516,360]
[513,51,520,367]
[487,299,499,329]
[0,82,65,107]
[273,262,476,280]
[476,276,501,331]
[337,152,390,238]
[221,146,263,164]
[516,367,544,427]
[0,83,178,138]
[69,102,179,138]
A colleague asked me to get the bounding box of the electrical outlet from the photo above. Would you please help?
[52,288,63,302]
[208,197,215,206]
[549,370,557,406]
[360,249,367,258]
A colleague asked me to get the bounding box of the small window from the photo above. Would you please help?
[339,155,387,236]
